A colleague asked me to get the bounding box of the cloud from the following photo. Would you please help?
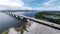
[0,0,32,10]
[32,6,60,11]
[0,0,60,11]
[30,0,60,11]
[42,0,57,6]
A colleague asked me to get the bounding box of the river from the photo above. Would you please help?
[0,11,60,34]
[0,12,27,33]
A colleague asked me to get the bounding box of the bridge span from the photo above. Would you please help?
[4,12,60,30]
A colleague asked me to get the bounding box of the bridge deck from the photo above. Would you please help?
[8,12,60,34]
[4,12,60,30]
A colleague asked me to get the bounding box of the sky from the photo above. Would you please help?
[0,0,60,10]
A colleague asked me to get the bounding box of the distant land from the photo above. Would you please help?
[1,10,60,12]
[34,11,60,24]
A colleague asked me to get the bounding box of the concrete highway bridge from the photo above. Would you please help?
[0,12,60,34]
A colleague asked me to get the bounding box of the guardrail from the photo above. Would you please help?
[4,12,60,30]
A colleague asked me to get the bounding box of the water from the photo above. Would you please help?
[0,12,27,33]
[0,11,60,34]
[0,11,40,33]
[12,11,40,17]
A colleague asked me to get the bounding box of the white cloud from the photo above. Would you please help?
[32,6,60,11]
[30,0,60,11]
[0,0,60,10]
[43,0,57,6]
[0,0,32,10]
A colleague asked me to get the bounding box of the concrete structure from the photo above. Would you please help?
[4,12,60,30]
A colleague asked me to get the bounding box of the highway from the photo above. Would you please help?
[5,12,60,30]
[0,12,60,34]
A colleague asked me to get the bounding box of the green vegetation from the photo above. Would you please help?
[2,30,8,34]
[34,11,60,24]
[20,24,27,34]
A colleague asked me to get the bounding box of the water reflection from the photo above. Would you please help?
[0,12,27,33]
